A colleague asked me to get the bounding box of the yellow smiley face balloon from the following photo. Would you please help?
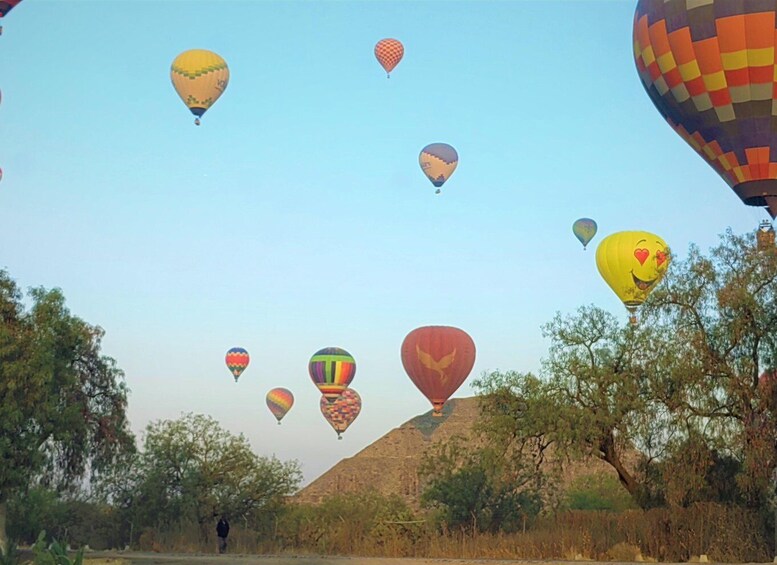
[595,231,670,323]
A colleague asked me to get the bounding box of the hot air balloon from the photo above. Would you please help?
[757,221,775,250]
[401,326,476,416]
[266,388,294,424]
[419,143,458,194]
[170,49,229,126]
[225,347,249,382]
[573,218,598,250]
[374,38,404,78]
[308,347,356,403]
[634,2,777,220]
[595,231,670,325]
[320,388,361,439]
[0,0,23,35]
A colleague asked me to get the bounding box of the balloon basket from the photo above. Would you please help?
[629,315,638,325]
[194,118,201,126]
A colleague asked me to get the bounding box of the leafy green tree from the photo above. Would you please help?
[0,271,133,552]
[419,436,543,533]
[475,230,777,509]
[101,413,302,542]
[643,230,777,503]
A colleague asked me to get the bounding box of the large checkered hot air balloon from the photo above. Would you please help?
[374,38,404,78]
[308,347,356,403]
[170,49,229,126]
[0,0,23,35]
[634,1,777,220]
[419,143,459,195]
[320,388,361,439]
[401,326,476,416]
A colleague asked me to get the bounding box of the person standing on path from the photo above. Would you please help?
[216,515,230,554]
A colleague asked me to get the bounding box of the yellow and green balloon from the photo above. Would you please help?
[170,49,229,125]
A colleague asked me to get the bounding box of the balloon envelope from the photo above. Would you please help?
[634,2,777,219]
[401,326,476,416]
[573,218,598,249]
[374,38,404,77]
[0,0,22,18]
[225,347,249,382]
[419,143,458,191]
[308,347,356,402]
[170,49,229,124]
[266,388,294,424]
[595,231,670,322]
[320,388,361,439]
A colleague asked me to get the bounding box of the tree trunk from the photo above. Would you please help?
[599,431,642,503]
[0,500,7,556]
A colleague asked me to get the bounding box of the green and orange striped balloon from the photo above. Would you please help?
[308,347,356,403]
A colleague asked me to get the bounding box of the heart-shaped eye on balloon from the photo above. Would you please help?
[656,250,667,266]
[634,248,649,265]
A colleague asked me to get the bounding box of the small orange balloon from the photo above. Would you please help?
[374,38,404,78]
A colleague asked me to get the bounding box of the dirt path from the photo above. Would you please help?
[86,554,549,565]
[82,554,736,565]
[85,554,549,565]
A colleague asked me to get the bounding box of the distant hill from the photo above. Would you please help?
[295,396,626,508]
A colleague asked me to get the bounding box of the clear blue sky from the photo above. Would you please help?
[0,0,768,484]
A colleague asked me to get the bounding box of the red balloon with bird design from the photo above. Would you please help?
[400,326,476,416]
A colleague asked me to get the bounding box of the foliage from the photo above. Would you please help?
[642,230,777,504]
[564,474,637,512]
[419,435,544,533]
[8,488,124,551]
[98,413,302,541]
[276,493,423,556]
[473,230,777,510]
[0,542,22,565]
[0,270,134,550]
[31,532,83,565]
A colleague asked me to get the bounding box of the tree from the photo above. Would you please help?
[643,230,777,503]
[102,413,302,542]
[474,230,777,510]
[419,435,544,534]
[0,270,134,552]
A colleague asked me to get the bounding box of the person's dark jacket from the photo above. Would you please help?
[216,518,230,538]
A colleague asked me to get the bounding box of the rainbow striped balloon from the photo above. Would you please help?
[308,347,356,403]
[320,388,361,439]
[225,347,249,382]
[266,387,294,424]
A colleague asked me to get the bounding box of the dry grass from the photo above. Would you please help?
[136,503,771,562]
